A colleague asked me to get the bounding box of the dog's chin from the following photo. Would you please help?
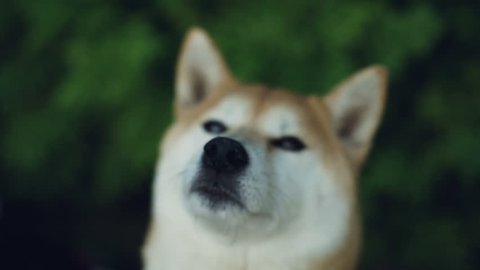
[192,185,244,209]
[185,181,256,238]
[188,187,246,220]
[185,180,286,241]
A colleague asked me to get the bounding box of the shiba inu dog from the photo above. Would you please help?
[142,27,388,270]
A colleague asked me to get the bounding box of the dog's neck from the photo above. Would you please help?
[143,217,359,270]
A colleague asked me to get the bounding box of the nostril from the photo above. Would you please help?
[226,151,237,167]
[227,147,247,167]
[204,141,217,158]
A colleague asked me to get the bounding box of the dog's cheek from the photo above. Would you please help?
[238,143,271,212]
[265,154,301,217]
[158,127,206,188]
[275,153,319,220]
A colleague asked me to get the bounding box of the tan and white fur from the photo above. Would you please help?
[142,27,388,270]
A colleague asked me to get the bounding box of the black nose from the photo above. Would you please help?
[202,137,249,172]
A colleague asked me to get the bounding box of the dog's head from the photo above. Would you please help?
[153,28,387,248]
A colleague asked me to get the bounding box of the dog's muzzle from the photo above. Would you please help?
[191,137,249,208]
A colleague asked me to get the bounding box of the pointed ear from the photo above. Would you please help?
[324,66,388,167]
[175,27,233,112]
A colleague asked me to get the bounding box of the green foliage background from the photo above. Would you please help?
[1,0,479,269]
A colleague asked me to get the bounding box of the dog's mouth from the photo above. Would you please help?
[191,180,244,209]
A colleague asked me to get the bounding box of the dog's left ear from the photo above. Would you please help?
[175,27,233,112]
[323,66,388,167]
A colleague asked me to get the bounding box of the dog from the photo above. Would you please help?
[142,27,388,270]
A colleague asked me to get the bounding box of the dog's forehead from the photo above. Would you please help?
[256,90,310,136]
[202,87,324,137]
[257,105,301,136]
[204,91,257,125]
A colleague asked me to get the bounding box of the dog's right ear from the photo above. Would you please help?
[175,27,233,112]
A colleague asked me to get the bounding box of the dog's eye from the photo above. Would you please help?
[271,136,306,152]
[203,120,227,134]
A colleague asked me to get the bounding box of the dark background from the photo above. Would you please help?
[1,0,479,269]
